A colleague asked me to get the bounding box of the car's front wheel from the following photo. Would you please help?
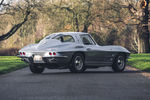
[112,55,126,72]
[29,64,45,74]
[69,53,86,73]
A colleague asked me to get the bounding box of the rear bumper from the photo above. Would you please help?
[43,56,69,64]
[17,55,70,64]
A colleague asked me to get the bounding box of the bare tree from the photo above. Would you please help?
[82,0,93,32]
[137,0,150,53]
[0,0,4,6]
[51,0,94,32]
[103,0,150,53]
[53,5,80,32]
[0,0,34,41]
[123,0,150,53]
[0,10,30,41]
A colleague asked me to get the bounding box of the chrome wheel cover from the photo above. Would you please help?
[74,56,83,70]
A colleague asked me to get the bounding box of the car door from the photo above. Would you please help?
[80,34,105,66]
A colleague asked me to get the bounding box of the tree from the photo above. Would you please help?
[51,0,94,32]
[0,10,31,41]
[0,0,37,41]
[103,0,150,53]
[137,0,150,53]
[122,0,150,53]
[0,0,4,6]
[81,0,93,32]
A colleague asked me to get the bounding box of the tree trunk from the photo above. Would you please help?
[82,24,89,33]
[74,15,79,32]
[138,0,150,53]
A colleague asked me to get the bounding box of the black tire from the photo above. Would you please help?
[69,53,86,73]
[112,54,126,72]
[29,64,45,74]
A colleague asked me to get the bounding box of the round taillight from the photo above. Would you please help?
[20,52,22,55]
[53,52,56,55]
[49,52,52,55]
[23,52,25,55]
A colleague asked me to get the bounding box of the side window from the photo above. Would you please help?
[52,34,63,42]
[63,35,75,42]
[80,35,95,45]
[52,35,75,43]
[53,36,63,42]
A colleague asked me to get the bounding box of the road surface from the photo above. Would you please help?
[0,66,150,100]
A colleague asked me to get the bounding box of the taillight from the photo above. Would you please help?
[49,52,52,55]
[20,52,22,55]
[23,52,25,55]
[49,52,56,56]
[53,52,56,55]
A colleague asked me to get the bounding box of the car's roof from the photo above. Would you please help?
[52,32,89,35]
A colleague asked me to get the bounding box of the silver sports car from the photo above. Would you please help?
[17,32,130,73]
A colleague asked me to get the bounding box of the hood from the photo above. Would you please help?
[102,45,130,53]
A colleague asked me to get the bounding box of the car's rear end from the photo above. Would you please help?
[17,50,72,68]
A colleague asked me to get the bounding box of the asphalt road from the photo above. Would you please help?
[0,67,150,100]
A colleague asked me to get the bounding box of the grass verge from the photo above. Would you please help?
[0,56,27,74]
[127,54,150,72]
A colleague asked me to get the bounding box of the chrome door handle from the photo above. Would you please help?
[75,46,84,48]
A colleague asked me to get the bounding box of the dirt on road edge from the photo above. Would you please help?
[126,66,150,79]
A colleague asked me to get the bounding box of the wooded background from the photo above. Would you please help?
[0,0,150,54]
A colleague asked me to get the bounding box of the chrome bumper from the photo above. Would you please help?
[17,55,69,64]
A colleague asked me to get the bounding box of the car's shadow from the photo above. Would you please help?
[30,70,142,76]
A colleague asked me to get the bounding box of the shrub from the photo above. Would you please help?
[0,48,19,56]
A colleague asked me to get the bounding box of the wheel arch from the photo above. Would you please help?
[72,51,85,59]
[116,52,129,60]
[69,51,85,64]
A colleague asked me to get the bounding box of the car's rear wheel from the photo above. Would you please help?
[69,53,86,73]
[112,54,126,72]
[29,64,45,74]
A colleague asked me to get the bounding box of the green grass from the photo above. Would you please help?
[127,54,150,72]
[0,56,27,74]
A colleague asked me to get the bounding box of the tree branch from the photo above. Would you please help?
[0,0,4,6]
[0,10,31,41]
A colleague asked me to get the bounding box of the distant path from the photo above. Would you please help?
[0,66,150,100]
